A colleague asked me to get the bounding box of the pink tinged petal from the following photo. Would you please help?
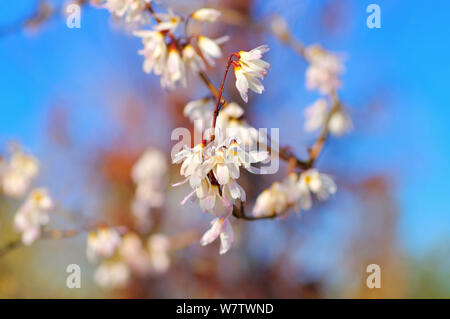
[180,189,196,205]
[219,219,234,254]
[235,70,249,103]
[200,193,216,212]
[200,218,223,246]
[215,164,229,185]
[23,228,40,245]
[172,178,189,187]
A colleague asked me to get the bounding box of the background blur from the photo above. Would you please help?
[0,0,449,298]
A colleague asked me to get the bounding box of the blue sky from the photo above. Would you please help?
[1,0,449,256]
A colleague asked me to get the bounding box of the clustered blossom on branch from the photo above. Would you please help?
[127,5,229,90]
[173,133,268,254]
[305,44,344,95]
[86,227,170,288]
[93,0,152,26]
[304,98,352,136]
[0,146,39,198]
[0,145,56,245]
[131,148,167,231]
[90,2,352,256]
[14,188,53,245]
[253,170,336,217]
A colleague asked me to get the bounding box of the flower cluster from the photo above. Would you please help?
[173,135,268,254]
[232,45,270,103]
[184,100,263,147]
[14,188,53,245]
[86,228,170,289]
[94,0,152,26]
[304,98,352,136]
[0,147,39,198]
[253,169,336,218]
[131,148,167,231]
[132,7,227,89]
[305,44,344,95]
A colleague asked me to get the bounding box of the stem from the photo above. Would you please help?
[145,3,162,23]
[209,54,236,141]
[0,221,115,259]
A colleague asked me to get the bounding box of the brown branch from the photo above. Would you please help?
[210,54,237,141]
[0,221,116,259]
[232,201,278,221]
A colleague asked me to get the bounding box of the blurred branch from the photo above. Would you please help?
[0,220,117,259]
[0,0,87,38]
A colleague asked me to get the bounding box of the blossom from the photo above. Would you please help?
[147,234,170,273]
[134,30,167,76]
[161,47,186,89]
[101,0,151,26]
[131,149,167,230]
[87,227,122,261]
[1,149,39,198]
[153,9,182,32]
[253,173,300,217]
[132,148,167,184]
[198,35,229,66]
[253,170,336,217]
[182,44,206,74]
[305,45,343,95]
[94,261,130,289]
[298,169,337,209]
[328,110,353,136]
[119,233,152,275]
[304,98,352,136]
[304,99,328,133]
[192,8,221,22]
[271,15,290,42]
[216,102,263,147]
[200,217,234,255]
[14,188,53,245]
[173,143,205,189]
[183,97,215,130]
[233,45,270,102]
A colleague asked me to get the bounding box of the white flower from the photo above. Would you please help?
[102,0,151,26]
[131,149,167,230]
[172,143,205,189]
[87,227,122,261]
[305,45,343,95]
[216,102,263,147]
[328,110,353,136]
[192,8,221,22]
[200,217,234,255]
[132,149,167,183]
[233,45,270,102]
[253,173,300,217]
[1,149,39,198]
[161,47,186,89]
[253,182,287,217]
[94,261,130,289]
[304,98,328,132]
[183,97,215,130]
[198,35,229,66]
[153,9,182,32]
[134,30,167,76]
[304,98,352,136]
[14,188,53,245]
[298,169,337,209]
[271,15,289,41]
[182,44,206,74]
[119,233,152,275]
[147,234,170,274]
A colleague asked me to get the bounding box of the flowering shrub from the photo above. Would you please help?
[0,0,354,291]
